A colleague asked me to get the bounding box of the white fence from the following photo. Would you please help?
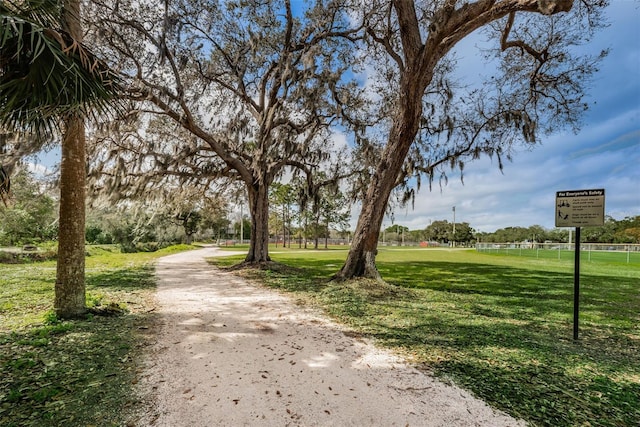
[476,242,640,264]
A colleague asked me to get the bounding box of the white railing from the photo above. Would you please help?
[475,242,640,264]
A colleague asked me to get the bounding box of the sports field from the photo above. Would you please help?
[215,245,640,427]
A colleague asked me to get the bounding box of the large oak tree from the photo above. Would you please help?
[89,0,361,263]
[336,0,608,279]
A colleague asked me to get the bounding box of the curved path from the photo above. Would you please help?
[136,247,524,426]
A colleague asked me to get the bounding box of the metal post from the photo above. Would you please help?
[452,206,456,247]
[573,226,581,341]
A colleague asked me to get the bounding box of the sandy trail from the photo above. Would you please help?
[136,247,524,426]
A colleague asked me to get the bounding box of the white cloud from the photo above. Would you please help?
[26,162,50,176]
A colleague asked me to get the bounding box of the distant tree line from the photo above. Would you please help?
[386,216,640,246]
[382,221,475,246]
[0,168,351,251]
[0,168,232,251]
[475,217,640,244]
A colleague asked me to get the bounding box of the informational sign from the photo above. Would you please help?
[555,189,605,228]
[555,188,606,340]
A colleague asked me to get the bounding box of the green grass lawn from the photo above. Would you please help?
[214,246,640,427]
[0,244,195,427]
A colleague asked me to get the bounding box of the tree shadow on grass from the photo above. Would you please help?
[0,312,152,427]
[265,257,639,427]
[380,260,639,328]
[86,264,157,291]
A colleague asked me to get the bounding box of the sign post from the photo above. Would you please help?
[555,189,605,340]
[573,226,581,341]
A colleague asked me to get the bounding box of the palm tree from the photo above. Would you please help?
[1,0,118,133]
[1,0,120,318]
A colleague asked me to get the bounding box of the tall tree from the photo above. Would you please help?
[424,220,451,243]
[316,187,350,249]
[1,0,120,317]
[89,0,360,264]
[270,183,296,248]
[336,0,607,279]
[55,0,88,318]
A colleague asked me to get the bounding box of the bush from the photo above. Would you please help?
[0,249,57,264]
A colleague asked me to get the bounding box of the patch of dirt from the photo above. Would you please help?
[132,247,525,426]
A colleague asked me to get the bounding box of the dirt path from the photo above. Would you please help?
[136,247,524,426]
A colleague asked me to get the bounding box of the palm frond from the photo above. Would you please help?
[0,1,122,135]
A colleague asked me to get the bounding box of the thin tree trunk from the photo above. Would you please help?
[325,219,329,249]
[304,216,308,249]
[313,213,319,249]
[298,210,302,249]
[286,203,291,248]
[55,0,86,318]
[246,182,271,263]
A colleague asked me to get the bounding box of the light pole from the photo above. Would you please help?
[240,202,243,245]
[452,206,456,247]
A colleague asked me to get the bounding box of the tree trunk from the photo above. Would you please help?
[55,114,87,318]
[286,204,291,248]
[336,74,425,280]
[325,219,329,249]
[245,182,270,263]
[304,216,308,249]
[313,214,319,249]
[282,205,286,249]
[55,0,86,318]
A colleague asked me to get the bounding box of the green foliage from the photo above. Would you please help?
[0,0,121,134]
[423,220,453,243]
[0,168,57,246]
[214,248,640,427]
[176,210,202,239]
[86,206,174,251]
[85,225,113,244]
[384,224,409,234]
[477,216,640,244]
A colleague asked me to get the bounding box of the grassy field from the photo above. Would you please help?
[2,243,637,426]
[214,245,640,427]
[0,244,195,427]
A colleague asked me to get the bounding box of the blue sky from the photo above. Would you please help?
[30,1,639,234]
[377,1,640,233]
